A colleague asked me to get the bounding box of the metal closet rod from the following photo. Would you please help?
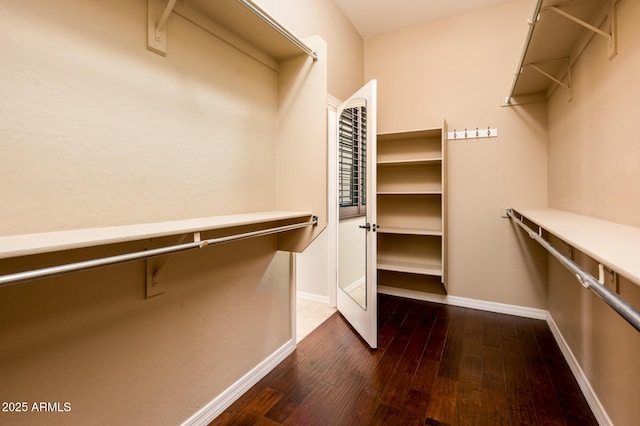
[0,216,318,289]
[507,209,640,332]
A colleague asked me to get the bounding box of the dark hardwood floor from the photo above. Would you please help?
[211,294,597,425]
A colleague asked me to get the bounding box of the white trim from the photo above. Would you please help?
[180,339,296,426]
[297,290,330,305]
[343,276,365,294]
[290,252,297,351]
[545,313,612,426]
[327,94,341,109]
[327,103,339,308]
[377,286,547,320]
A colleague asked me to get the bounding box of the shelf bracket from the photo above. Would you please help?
[147,0,177,56]
[544,0,618,59]
[145,231,191,298]
[526,57,572,100]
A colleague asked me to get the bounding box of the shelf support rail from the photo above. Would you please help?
[147,0,177,56]
[526,57,572,100]
[156,0,177,39]
[506,209,640,333]
[543,1,618,59]
[0,216,318,289]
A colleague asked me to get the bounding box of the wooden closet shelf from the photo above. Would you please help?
[377,227,442,236]
[377,191,442,195]
[377,158,442,166]
[377,258,443,277]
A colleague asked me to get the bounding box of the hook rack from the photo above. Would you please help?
[447,127,498,140]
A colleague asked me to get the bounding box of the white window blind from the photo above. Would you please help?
[339,105,367,218]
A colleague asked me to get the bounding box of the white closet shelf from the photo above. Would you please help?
[505,0,617,105]
[378,128,443,141]
[512,208,640,286]
[0,211,313,260]
[377,258,442,277]
[148,0,317,63]
[377,227,442,237]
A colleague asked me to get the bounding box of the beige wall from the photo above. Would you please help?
[255,0,364,100]
[254,0,364,297]
[548,0,640,227]
[0,0,304,424]
[546,1,640,424]
[0,238,290,426]
[1,0,282,235]
[364,0,549,308]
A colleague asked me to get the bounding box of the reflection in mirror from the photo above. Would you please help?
[338,98,367,309]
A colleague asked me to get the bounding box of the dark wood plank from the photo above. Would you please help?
[535,334,597,425]
[481,370,511,425]
[369,403,402,426]
[379,311,432,408]
[340,386,378,425]
[395,388,431,426]
[453,310,484,424]
[501,332,539,425]
[522,336,569,425]
[437,307,466,381]
[212,387,282,426]
[410,308,447,394]
[282,370,365,425]
[426,376,458,424]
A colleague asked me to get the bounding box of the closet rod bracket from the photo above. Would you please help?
[145,231,192,298]
[147,0,177,57]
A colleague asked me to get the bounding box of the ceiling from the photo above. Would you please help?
[334,0,516,38]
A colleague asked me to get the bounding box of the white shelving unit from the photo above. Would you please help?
[376,125,448,296]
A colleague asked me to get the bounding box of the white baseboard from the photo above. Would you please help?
[297,291,330,305]
[181,339,296,426]
[342,276,365,294]
[545,313,611,426]
[377,286,547,320]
